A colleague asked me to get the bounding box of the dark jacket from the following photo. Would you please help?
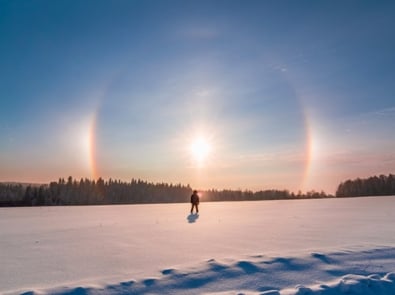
[191,193,199,205]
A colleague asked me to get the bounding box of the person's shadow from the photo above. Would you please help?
[187,213,199,223]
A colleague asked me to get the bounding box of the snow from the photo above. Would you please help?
[1,196,395,294]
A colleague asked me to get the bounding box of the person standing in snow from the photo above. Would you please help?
[190,190,200,214]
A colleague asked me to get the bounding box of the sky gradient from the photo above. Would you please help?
[1,0,395,194]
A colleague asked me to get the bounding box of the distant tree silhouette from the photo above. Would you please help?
[336,174,395,197]
[0,176,334,207]
[4,173,395,207]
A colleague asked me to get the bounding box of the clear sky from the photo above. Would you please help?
[1,0,395,194]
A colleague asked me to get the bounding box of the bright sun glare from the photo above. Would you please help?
[190,137,211,166]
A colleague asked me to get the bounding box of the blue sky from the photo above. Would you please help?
[1,0,395,193]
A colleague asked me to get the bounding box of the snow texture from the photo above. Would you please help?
[1,196,395,294]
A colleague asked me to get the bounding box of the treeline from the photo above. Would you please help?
[336,174,395,197]
[0,177,192,206]
[204,189,329,202]
[3,173,393,206]
[0,176,332,207]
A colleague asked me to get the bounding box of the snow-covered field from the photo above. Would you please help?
[1,196,395,294]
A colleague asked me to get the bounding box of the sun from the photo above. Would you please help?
[190,136,211,166]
